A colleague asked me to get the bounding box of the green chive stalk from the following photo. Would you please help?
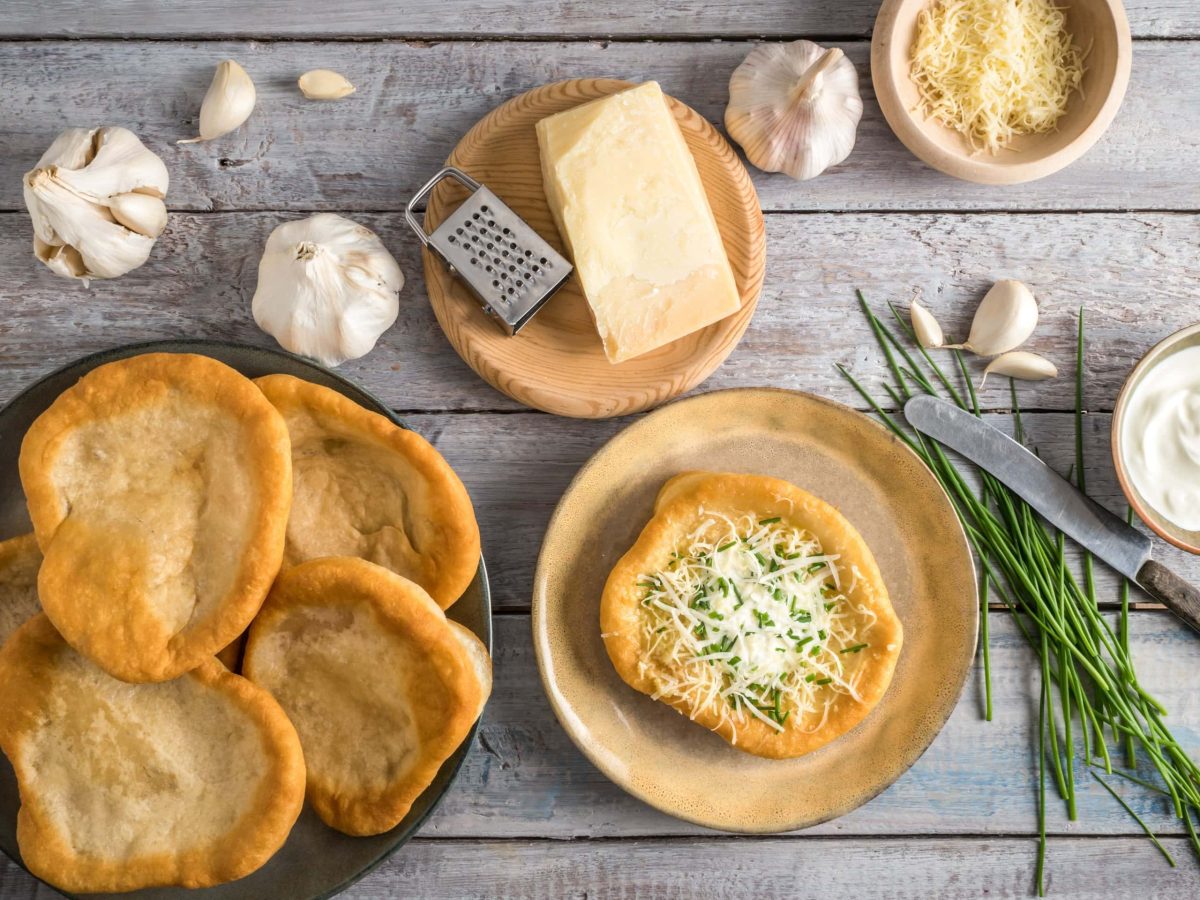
[841,293,1200,890]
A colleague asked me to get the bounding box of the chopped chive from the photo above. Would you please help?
[815,677,833,686]
[717,541,736,552]
[840,643,869,654]
[759,516,782,525]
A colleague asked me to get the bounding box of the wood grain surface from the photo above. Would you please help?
[2,211,1196,415]
[0,41,1197,214]
[424,78,765,417]
[0,0,1196,38]
[3,1,1200,896]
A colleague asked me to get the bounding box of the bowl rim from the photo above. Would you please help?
[1111,322,1200,555]
[870,0,1133,185]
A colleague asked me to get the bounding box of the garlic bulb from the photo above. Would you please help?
[910,300,945,349]
[725,41,863,181]
[179,60,256,143]
[947,279,1039,357]
[981,350,1058,387]
[298,69,356,100]
[23,126,170,283]
[252,214,404,367]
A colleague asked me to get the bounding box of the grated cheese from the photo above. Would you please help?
[910,0,1087,155]
[634,510,878,743]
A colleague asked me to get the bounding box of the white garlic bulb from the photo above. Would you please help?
[725,41,863,181]
[252,213,404,367]
[22,126,170,283]
[179,60,256,143]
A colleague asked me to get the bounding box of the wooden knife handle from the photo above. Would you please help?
[1137,560,1200,635]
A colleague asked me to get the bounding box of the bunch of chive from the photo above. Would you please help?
[840,293,1200,895]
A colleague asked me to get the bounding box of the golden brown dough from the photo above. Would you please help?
[19,353,293,683]
[255,374,480,609]
[601,472,903,759]
[243,557,490,836]
[0,534,41,650]
[0,615,306,893]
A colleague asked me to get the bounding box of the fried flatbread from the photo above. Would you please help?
[243,557,490,836]
[601,472,903,759]
[0,534,41,650]
[0,615,305,893]
[255,374,480,609]
[19,353,293,683]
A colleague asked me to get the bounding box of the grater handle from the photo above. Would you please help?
[404,166,484,247]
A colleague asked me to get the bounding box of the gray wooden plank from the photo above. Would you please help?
[4,835,1199,899]
[0,610,1196,885]
[421,612,1200,839]
[414,410,1199,613]
[0,0,1194,39]
[0,41,1195,213]
[1,211,1196,416]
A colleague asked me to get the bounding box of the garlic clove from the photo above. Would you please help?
[252,213,404,367]
[725,40,863,181]
[179,59,256,143]
[23,126,168,283]
[109,192,168,238]
[298,69,356,100]
[980,350,1058,388]
[946,279,1039,357]
[910,300,945,349]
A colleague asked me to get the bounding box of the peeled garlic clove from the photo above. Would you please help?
[298,69,356,100]
[252,213,404,367]
[179,59,256,143]
[981,351,1058,388]
[946,279,1039,357]
[725,40,863,181]
[23,126,169,283]
[910,300,945,349]
[109,193,168,238]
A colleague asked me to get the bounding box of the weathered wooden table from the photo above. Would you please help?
[2,2,1199,897]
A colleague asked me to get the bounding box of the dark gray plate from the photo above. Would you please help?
[0,340,492,900]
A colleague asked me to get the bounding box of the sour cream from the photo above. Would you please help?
[1121,345,1200,531]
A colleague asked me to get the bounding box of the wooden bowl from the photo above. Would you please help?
[1112,324,1200,555]
[871,0,1132,185]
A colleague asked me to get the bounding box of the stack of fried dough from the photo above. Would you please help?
[0,353,490,894]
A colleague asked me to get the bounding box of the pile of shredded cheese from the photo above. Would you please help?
[910,0,1087,155]
[635,510,877,744]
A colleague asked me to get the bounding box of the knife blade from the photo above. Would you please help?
[903,394,1200,634]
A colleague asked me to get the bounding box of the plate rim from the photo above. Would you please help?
[0,338,493,899]
[530,385,978,833]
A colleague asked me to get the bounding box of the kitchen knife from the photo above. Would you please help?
[903,393,1200,634]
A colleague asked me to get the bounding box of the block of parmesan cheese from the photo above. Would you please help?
[536,82,742,364]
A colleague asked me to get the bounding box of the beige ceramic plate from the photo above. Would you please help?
[532,388,977,832]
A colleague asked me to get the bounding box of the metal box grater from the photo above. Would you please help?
[405,166,573,334]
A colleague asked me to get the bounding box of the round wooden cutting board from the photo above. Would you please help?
[423,78,766,419]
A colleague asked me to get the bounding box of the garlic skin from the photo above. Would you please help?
[981,351,1058,387]
[252,214,404,367]
[22,126,170,283]
[179,60,256,143]
[947,279,1039,357]
[298,69,356,100]
[725,41,863,181]
[910,300,945,349]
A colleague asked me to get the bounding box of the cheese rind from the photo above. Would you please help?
[536,82,742,364]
